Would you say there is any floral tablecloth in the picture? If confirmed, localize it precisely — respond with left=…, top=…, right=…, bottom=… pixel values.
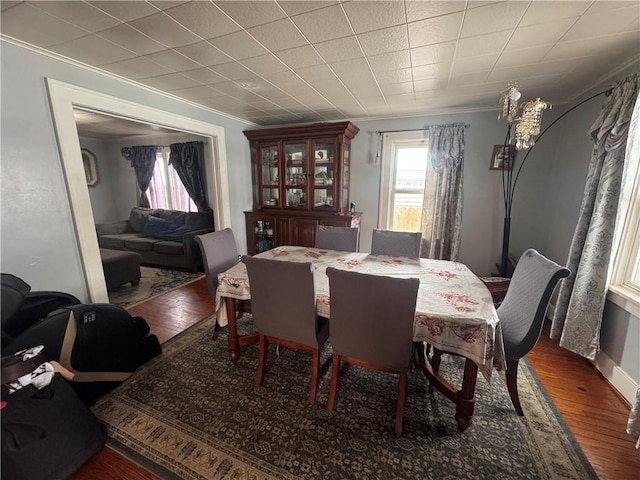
left=216, top=246, right=504, bottom=379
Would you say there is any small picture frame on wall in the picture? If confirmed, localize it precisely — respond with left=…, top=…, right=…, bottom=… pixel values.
left=490, top=144, right=516, bottom=171
left=81, top=148, right=99, bottom=186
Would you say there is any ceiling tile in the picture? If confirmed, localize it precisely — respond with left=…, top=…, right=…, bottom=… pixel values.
left=407, top=12, right=464, bottom=48
left=148, top=2, right=189, bottom=11
left=97, top=23, right=167, bottom=55
left=448, top=71, right=491, bottom=87
left=412, top=62, right=450, bottom=81
left=87, top=1, right=160, bottom=22
left=374, top=67, right=413, bottom=85
left=248, top=18, right=308, bottom=52
left=451, top=53, right=500, bottom=75
left=413, top=77, right=448, bottom=92
left=1, top=3, right=88, bottom=47
left=290, top=4, right=353, bottom=43
left=380, top=82, right=415, bottom=96
left=275, top=45, right=325, bottom=69
left=562, top=6, right=639, bottom=41
left=495, top=46, right=551, bottom=68
left=140, top=73, right=198, bottom=92
left=456, top=30, right=511, bottom=57
left=1, top=1, right=21, bottom=12
left=163, top=1, right=242, bottom=39
left=368, top=50, right=411, bottom=71
left=314, top=36, right=363, bottom=63
left=49, top=34, right=137, bottom=66
left=410, top=41, right=456, bottom=67
left=210, top=62, right=258, bottom=81
left=101, top=56, right=172, bottom=80
left=214, top=0, right=286, bottom=28
left=519, top=1, right=591, bottom=26
left=241, top=54, right=290, bottom=75
left=181, top=67, right=228, bottom=85
left=460, top=2, right=527, bottom=38
left=208, top=30, right=269, bottom=60
left=405, top=1, right=466, bottom=22
left=174, top=41, right=233, bottom=67
left=170, top=85, right=224, bottom=100
left=329, top=58, right=371, bottom=79
left=279, top=1, right=340, bottom=17
left=145, top=49, right=203, bottom=72
left=586, top=1, right=640, bottom=14
left=358, top=25, right=409, bottom=56
left=28, top=1, right=121, bottom=32
left=128, top=12, right=201, bottom=48
left=544, top=31, right=640, bottom=61
left=295, top=64, right=336, bottom=83
left=342, top=1, right=405, bottom=33
left=506, top=18, right=577, bottom=51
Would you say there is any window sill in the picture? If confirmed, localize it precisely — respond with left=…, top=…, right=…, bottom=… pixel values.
left=607, top=284, right=640, bottom=317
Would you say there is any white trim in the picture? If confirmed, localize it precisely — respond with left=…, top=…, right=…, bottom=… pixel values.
left=593, top=349, right=639, bottom=406
left=46, top=78, right=232, bottom=302
left=607, top=286, right=640, bottom=318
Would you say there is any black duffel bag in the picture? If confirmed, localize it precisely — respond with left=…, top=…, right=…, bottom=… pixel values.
left=1, top=352, right=106, bottom=480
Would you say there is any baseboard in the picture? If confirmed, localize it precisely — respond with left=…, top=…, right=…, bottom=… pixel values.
left=593, top=350, right=638, bottom=406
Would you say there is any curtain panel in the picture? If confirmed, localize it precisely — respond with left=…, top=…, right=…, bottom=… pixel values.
left=550, top=74, right=640, bottom=360
left=421, top=123, right=466, bottom=261
left=169, top=141, right=209, bottom=212
left=121, top=145, right=158, bottom=208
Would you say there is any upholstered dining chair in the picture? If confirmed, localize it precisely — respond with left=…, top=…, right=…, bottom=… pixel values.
left=326, top=267, right=419, bottom=437
left=241, top=255, right=329, bottom=404
left=195, top=229, right=251, bottom=339
left=371, top=229, right=422, bottom=258
left=314, top=225, right=359, bottom=252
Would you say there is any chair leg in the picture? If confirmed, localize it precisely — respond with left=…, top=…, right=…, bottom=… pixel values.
left=429, top=347, right=443, bottom=395
left=256, top=335, right=268, bottom=387
left=327, top=355, right=340, bottom=411
left=506, top=357, right=524, bottom=416
left=395, top=372, right=407, bottom=438
left=211, top=321, right=221, bottom=341
left=309, top=348, right=320, bottom=404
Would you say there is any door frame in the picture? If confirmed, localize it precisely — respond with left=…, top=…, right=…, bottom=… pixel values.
left=46, top=78, right=231, bottom=302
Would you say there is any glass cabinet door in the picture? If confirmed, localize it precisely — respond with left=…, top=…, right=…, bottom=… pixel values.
left=312, top=140, right=336, bottom=210
left=342, top=144, right=351, bottom=211
left=261, top=144, right=279, bottom=207
left=284, top=142, right=307, bottom=208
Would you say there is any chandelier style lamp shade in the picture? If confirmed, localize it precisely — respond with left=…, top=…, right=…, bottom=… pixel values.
left=496, top=82, right=552, bottom=277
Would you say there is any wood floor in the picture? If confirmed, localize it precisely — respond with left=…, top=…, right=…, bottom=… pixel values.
left=71, top=278, right=639, bottom=480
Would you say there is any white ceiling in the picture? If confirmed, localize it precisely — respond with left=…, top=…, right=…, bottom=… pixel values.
left=2, top=1, right=639, bottom=126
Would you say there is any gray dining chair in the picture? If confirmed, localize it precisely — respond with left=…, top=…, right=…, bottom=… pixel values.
left=195, top=229, right=251, bottom=338
left=241, top=255, right=329, bottom=404
left=314, top=225, right=359, bottom=252
left=326, top=267, right=419, bottom=437
left=371, top=229, right=422, bottom=258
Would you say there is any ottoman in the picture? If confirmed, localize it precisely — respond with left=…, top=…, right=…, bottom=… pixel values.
left=100, top=248, right=142, bottom=291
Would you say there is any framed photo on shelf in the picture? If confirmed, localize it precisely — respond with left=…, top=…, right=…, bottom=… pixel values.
left=490, top=144, right=516, bottom=171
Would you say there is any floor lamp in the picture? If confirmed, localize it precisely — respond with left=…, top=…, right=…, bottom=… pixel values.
left=496, top=82, right=613, bottom=277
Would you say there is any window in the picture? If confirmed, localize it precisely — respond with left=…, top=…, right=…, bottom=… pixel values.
left=608, top=100, right=640, bottom=316
left=147, top=147, right=197, bottom=212
left=378, top=132, right=434, bottom=233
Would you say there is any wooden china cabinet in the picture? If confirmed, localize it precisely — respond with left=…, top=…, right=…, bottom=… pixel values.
left=244, top=121, right=362, bottom=255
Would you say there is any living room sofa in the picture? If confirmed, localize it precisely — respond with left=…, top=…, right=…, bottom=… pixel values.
left=96, top=207, right=214, bottom=271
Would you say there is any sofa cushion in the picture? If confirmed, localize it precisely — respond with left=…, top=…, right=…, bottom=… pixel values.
left=124, top=236, right=159, bottom=252
left=153, top=241, right=184, bottom=255
left=143, top=215, right=200, bottom=242
left=129, top=207, right=156, bottom=233
left=185, top=211, right=213, bottom=229
left=99, top=233, right=144, bottom=249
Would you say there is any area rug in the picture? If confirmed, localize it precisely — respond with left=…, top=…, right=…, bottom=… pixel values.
left=108, top=266, right=204, bottom=308
left=92, top=317, right=597, bottom=480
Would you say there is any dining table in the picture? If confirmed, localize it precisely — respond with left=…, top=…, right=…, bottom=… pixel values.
left=215, top=245, right=505, bottom=431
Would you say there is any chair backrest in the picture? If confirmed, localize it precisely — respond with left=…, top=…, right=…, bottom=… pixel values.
left=241, top=255, right=321, bottom=347
left=371, top=229, right=422, bottom=258
left=498, top=249, right=570, bottom=360
left=195, top=228, right=239, bottom=298
left=326, top=267, right=419, bottom=371
left=314, top=225, right=359, bottom=252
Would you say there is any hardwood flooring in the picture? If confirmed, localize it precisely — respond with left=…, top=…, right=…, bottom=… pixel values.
left=71, top=278, right=639, bottom=480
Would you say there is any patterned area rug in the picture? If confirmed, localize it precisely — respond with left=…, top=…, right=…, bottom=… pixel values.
left=92, top=317, right=597, bottom=480
left=108, top=267, right=204, bottom=308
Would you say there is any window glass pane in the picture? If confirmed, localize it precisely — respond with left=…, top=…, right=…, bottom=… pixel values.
left=392, top=146, right=428, bottom=231
left=395, top=147, right=428, bottom=190
left=147, top=151, right=197, bottom=212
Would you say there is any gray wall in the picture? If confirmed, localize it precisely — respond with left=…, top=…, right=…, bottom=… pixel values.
left=1, top=41, right=253, bottom=299
left=2, top=41, right=637, bottom=386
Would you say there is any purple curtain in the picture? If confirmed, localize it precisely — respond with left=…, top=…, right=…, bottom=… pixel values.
left=169, top=141, right=209, bottom=212
left=121, top=146, right=158, bottom=208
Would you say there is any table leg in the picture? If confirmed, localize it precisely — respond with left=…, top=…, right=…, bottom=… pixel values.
left=455, top=359, right=477, bottom=432
left=225, top=296, right=240, bottom=362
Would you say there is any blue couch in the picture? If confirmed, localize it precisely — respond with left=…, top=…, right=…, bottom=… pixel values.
left=96, top=207, right=214, bottom=271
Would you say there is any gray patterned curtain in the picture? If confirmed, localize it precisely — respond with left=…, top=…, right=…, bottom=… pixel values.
left=121, top=145, right=158, bottom=208
left=550, top=74, right=640, bottom=359
left=421, top=123, right=466, bottom=261
left=169, top=141, right=209, bottom=212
